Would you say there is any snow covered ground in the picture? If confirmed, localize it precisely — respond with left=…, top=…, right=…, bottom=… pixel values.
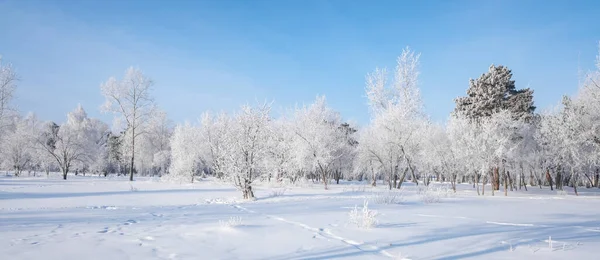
left=1, top=175, right=600, bottom=260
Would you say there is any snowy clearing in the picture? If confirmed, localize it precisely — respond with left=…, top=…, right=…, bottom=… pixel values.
left=2, top=176, right=600, bottom=260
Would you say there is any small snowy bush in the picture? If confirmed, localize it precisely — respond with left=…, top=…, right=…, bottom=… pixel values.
left=219, top=216, right=243, bottom=228
left=343, top=184, right=368, bottom=193
left=556, top=190, right=568, bottom=196
left=348, top=200, right=378, bottom=229
left=417, top=185, right=452, bottom=203
left=395, top=252, right=412, bottom=260
left=371, top=189, right=404, bottom=204
left=204, top=197, right=240, bottom=205
left=129, top=184, right=139, bottom=192
left=270, top=188, right=287, bottom=197
left=294, top=179, right=315, bottom=188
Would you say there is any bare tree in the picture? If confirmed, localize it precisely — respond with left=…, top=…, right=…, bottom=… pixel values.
left=101, top=67, right=156, bottom=181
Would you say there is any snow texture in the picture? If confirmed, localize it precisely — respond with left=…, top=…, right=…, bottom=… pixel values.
left=2, top=175, right=599, bottom=260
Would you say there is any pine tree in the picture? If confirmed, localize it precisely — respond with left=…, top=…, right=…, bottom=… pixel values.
left=454, top=65, right=535, bottom=122
left=454, top=65, right=536, bottom=190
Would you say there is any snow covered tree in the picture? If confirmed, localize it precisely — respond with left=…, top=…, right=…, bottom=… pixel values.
left=454, top=65, right=536, bottom=190
left=197, top=112, right=231, bottom=179
left=101, top=67, right=156, bottom=181
left=332, top=122, right=359, bottom=184
left=293, top=96, right=346, bottom=189
left=146, top=110, right=173, bottom=175
left=169, top=122, right=201, bottom=183
left=0, top=56, right=17, bottom=139
left=573, top=42, right=600, bottom=188
left=455, top=65, right=535, bottom=122
left=106, top=132, right=125, bottom=175
left=420, top=123, right=459, bottom=189
left=358, top=46, right=427, bottom=189
left=37, top=122, right=60, bottom=176
left=37, top=105, right=99, bottom=180
left=85, top=119, right=111, bottom=176
left=1, top=114, right=38, bottom=176
left=265, top=118, right=301, bottom=183
left=224, top=103, right=272, bottom=199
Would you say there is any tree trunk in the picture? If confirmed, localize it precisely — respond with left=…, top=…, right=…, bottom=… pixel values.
left=504, top=169, right=508, bottom=196
left=594, top=168, right=599, bottom=188
left=130, top=129, right=135, bottom=182
left=571, top=168, right=578, bottom=196
left=508, top=171, right=514, bottom=191
left=451, top=173, right=457, bottom=193
left=319, top=165, right=328, bottom=190
left=475, top=173, right=480, bottom=196
left=493, top=167, right=500, bottom=191
left=529, top=170, right=535, bottom=187
left=481, top=174, right=486, bottom=196
left=242, top=179, right=255, bottom=200
left=62, top=167, right=68, bottom=180
left=396, top=167, right=408, bottom=189
left=556, top=167, right=562, bottom=190
left=411, top=169, right=418, bottom=186
left=546, top=169, right=553, bottom=191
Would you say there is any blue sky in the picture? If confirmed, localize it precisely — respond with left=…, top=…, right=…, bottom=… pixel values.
left=1, top=0, right=599, bottom=126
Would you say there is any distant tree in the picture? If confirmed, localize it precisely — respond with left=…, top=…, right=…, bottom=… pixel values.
left=37, top=105, right=97, bottom=180
left=358, top=46, right=427, bottom=190
left=169, top=122, right=201, bottom=183
left=265, top=119, right=300, bottom=183
left=224, top=103, right=272, bottom=199
left=454, top=65, right=535, bottom=190
left=293, top=96, right=345, bottom=190
left=196, top=112, right=231, bottom=180
left=0, top=56, right=18, bottom=138
left=145, top=110, right=173, bottom=176
left=86, top=120, right=111, bottom=176
left=107, top=132, right=124, bottom=176
left=332, top=122, right=358, bottom=184
left=1, top=114, right=37, bottom=176
left=101, top=67, right=156, bottom=181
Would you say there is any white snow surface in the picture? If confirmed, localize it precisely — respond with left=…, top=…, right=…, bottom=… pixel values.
left=1, top=175, right=600, bottom=260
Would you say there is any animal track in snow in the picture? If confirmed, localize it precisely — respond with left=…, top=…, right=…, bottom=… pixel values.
left=232, top=204, right=395, bottom=258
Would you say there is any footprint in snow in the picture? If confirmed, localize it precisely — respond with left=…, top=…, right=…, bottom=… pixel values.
left=124, top=219, right=138, bottom=225
left=142, top=236, right=154, bottom=241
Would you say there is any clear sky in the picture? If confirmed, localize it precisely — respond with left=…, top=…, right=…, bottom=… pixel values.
left=1, top=0, right=599, bottom=126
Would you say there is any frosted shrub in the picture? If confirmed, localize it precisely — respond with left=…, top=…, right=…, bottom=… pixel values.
left=417, top=184, right=452, bottom=203
left=204, top=197, right=241, bottom=205
left=371, top=189, right=404, bottom=204
left=343, top=184, right=367, bottom=193
left=129, top=184, right=139, bottom=192
left=270, top=188, right=287, bottom=197
left=219, top=216, right=243, bottom=228
left=348, top=200, right=378, bottom=229
left=556, top=190, right=568, bottom=196
left=294, top=179, right=315, bottom=189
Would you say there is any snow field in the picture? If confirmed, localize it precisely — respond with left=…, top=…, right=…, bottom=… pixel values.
left=1, top=176, right=600, bottom=259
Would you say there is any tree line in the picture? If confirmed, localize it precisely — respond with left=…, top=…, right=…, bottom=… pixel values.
left=1, top=44, right=599, bottom=199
